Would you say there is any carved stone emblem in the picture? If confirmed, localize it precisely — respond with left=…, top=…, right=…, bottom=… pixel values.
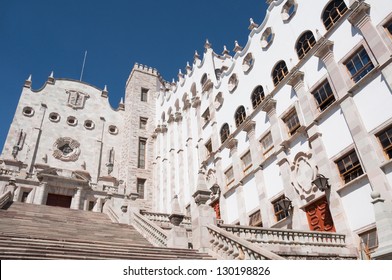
left=290, top=152, right=318, bottom=201
left=66, top=90, right=89, bottom=109
left=53, top=137, right=81, bottom=162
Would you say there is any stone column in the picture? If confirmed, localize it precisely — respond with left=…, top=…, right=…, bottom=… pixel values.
left=154, top=126, right=162, bottom=212
left=371, top=191, right=392, bottom=259
left=261, top=96, right=308, bottom=229
left=243, top=120, right=271, bottom=226
left=192, top=97, right=204, bottom=166
left=287, top=70, right=317, bottom=125
left=307, top=124, right=358, bottom=247
left=167, top=195, right=188, bottom=248
left=71, top=187, right=82, bottom=210
left=191, top=169, right=215, bottom=252
left=175, top=112, right=185, bottom=210
left=184, top=102, right=196, bottom=194
left=33, top=182, right=47, bottom=205
left=226, top=138, right=247, bottom=224
left=161, top=125, right=169, bottom=211
left=314, top=40, right=348, bottom=99
left=168, top=115, right=176, bottom=210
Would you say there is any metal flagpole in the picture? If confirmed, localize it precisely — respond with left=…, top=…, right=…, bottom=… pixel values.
left=80, top=50, right=87, bottom=81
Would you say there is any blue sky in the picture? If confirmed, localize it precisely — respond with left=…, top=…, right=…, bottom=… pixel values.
left=0, top=0, right=268, bottom=151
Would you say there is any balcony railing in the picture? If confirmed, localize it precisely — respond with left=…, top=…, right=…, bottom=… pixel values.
left=207, top=224, right=284, bottom=260
left=219, top=224, right=357, bottom=258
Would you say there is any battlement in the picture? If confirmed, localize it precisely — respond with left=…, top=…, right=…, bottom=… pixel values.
left=133, top=63, right=160, bottom=76
left=126, top=63, right=167, bottom=88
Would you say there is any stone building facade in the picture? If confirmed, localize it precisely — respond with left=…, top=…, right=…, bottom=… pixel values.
left=1, top=0, right=392, bottom=259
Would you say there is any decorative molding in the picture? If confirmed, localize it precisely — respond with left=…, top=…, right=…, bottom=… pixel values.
left=290, top=152, right=318, bottom=201
left=65, top=90, right=89, bottom=109
left=52, top=137, right=81, bottom=162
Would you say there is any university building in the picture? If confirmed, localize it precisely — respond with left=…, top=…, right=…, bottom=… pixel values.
left=1, top=0, right=392, bottom=259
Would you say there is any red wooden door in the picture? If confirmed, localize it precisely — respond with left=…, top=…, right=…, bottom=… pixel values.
left=210, top=200, right=221, bottom=219
left=305, top=197, right=335, bottom=232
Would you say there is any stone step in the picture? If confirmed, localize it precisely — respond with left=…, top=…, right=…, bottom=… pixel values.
left=0, top=236, right=213, bottom=260
left=0, top=202, right=213, bottom=260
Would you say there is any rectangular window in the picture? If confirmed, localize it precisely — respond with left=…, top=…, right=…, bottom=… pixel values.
left=241, top=151, right=253, bottom=176
left=225, top=167, right=234, bottom=187
left=205, top=139, right=212, bottom=155
left=377, top=125, right=392, bottom=159
left=141, top=88, right=148, bottom=102
left=284, top=110, right=300, bottom=136
left=139, top=117, right=148, bottom=129
left=359, top=228, right=378, bottom=254
left=345, top=47, right=374, bottom=83
left=312, top=80, right=336, bottom=111
left=336, top=150, right=364, bottom=184
left=261, top=132, right=274, bottom=156
left=137, top=178, right=146, bottom=199
left=386, top=20, right=392, bottom=37
left=272, top=196, right=290, bottom=222
left=249, top=210, right=263, bottom=227
left=138, top=137, right=147, bottom=168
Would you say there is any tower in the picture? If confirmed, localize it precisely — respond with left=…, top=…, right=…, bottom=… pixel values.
left=120, top=63, right=162, bottom=210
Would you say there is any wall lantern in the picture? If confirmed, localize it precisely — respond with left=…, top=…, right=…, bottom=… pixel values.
left=312, top=174, right=330, bottom=192
left=210, top=184, right=220, bottom=195
left=278, top=197, right=292, bottom=212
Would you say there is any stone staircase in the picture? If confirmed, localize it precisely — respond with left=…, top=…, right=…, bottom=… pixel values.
left=0, top=202, right=213, bottom=260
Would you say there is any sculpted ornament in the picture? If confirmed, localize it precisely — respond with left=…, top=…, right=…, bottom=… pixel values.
left=53, top=137, right=81, bottom=162
left=66, top=90, right=89, bottom=109
left=290, top=152, right=318, bottom=201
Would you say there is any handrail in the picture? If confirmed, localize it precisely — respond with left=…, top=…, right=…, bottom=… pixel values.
left=220, top=224, right=347, bottom=248
left=0, top=191, right=12, bottom=209
left=207, top=224, right=284, bottom=260
left=131, top=210, right=168, bottom=247
left=141, top=210, right=191, bottom=225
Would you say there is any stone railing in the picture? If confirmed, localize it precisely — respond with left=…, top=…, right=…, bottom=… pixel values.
left=104, top=203, right=120, bottom=223
left=221, top=224, right=346, bottom=247
left=140, top=210, right=193, bottom=245
left=132, top=210, right=168, bottom=247
left=220, top=224, right=356, bottom=259
left=0, top=191, right=12, bottom=209
left=207, top=224, right=284, bottom=260
left=141, top=210, right=191, bottom=227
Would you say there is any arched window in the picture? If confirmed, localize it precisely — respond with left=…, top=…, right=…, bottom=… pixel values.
left=251, top=86, right=265, bottom=109
left=220, top=123, right=230, bottom=143
left=234, top=106, right=246, bottom=127
left=322, top=0, right=348, bottom=31
left=296, top=31, right=316, bottom=59
left=261, top=27, right=274, bottom=49
left=282, top=0, right=297, bottom=22
left=201, top=73, right=208, bottom=86
left=272, top=60, right=288, bottom=86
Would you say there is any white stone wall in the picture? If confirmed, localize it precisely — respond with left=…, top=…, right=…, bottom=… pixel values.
left=2, top=79, right=124, bottom=183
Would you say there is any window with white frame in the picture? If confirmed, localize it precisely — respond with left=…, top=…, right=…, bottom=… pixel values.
left=225, top=167, right=234, bottom=187
left=344, top=47, right=374, bottom=83
left=376, top=125, right=392, bottom=160
left=241, top=151, right=253, bottom=176
left=335, top=150, right=364, bottom=184
left=283, top=110, right=300, bottom=136
left=261, top=132, right=274, bottom=157
left=312, top=80, right=336, bottom=111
